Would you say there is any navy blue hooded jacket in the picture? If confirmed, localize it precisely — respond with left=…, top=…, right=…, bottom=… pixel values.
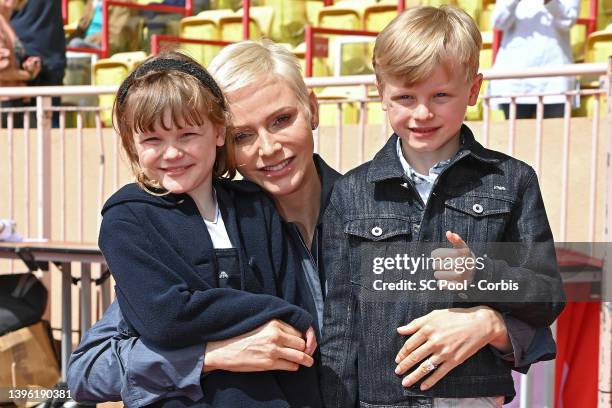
left=99, top=179, right=321, bottom=407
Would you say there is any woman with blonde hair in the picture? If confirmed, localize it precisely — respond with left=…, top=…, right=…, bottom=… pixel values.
left=68, top=40, right=554, bottom=407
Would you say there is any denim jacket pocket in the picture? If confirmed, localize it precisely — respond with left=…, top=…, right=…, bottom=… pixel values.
left=444, top=194, right=513, bottom=242
left=344, top=216, right=413, bottom=241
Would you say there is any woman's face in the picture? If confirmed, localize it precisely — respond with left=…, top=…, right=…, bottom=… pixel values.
left=226, top=77, right=319, bottom=198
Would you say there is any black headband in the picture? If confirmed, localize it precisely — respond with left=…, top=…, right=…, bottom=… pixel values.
left=116, top=58, right=226, bottom=110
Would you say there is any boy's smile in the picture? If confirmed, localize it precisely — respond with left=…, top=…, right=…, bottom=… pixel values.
left=379, top=65, right=482, bottom=174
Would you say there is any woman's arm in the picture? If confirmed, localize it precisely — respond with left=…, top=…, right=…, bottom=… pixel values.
left=394, top=306, right=557, bottom=390
left=100, top=208, right=312, bottom=348
left=68, top=303, right=314, bottom=406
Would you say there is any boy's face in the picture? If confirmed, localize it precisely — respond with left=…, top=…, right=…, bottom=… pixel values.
left=378, top=65, right=482, bottom=163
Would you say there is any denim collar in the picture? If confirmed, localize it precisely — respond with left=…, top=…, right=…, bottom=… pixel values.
left=366, top=124, right=500, bottom=184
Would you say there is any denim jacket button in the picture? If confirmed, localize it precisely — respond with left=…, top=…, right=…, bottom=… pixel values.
left=371, top=226, right=383, bottom=237
left=472, top=203, right=484, bottom=214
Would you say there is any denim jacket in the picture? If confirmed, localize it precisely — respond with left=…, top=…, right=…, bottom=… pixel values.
left=319, top=125, right=566, bottom=407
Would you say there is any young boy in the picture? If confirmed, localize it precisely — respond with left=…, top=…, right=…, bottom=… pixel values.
left=319, top=5, right=565, bottom=408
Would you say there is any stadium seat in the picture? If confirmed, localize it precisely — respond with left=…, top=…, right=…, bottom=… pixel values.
left=317, top=86, right=362, bottom=126
left=584, top=29, right=612, bottom=63
left=317, top=1, right=375, bottom=78
left=318, top=1, right=372, bottom=30
left=93, top=51, right=148, bottom=126
left=305, top=0, right=325, bottom=26
left=261, top=0, right=308, bottom=45
left=578, top=28, right=612, bottom=99
left=363, top=2, right=398, bottom=32
left=457, top=0, right=482, bottom=23
left=67, top=0, right=85, bottom=25
left=218, top=6, right=274, bottom=41
left=292, top=41, right=332, bottom=79
left=478, top=2, right=494, bottom=32
left=179, top=9, right=233, bottom=65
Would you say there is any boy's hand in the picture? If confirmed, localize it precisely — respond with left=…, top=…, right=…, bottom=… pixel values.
left=431, top=231, right=475, bottom=287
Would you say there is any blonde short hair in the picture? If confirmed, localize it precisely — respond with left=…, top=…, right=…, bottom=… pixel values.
left=207, top=39, right=311, bottom=117
left=113, top=52, right=235, bottom=192
left=373, top=5, right=481, bottom=86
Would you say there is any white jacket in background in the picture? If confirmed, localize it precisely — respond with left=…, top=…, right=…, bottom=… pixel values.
left=488, top=0, right=579, bottom=105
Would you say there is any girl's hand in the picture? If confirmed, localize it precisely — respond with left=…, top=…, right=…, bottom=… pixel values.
left=203, top=319, right=315, bottom=373
left=394, top=307, right=511, bottom=390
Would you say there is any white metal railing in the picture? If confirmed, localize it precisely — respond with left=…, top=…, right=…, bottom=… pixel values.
left=0, top=61, right=610, bottom=408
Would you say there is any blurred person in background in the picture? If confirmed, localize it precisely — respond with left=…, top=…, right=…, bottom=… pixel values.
left=489, top=0, right=579, bottom=119
left=68, top=0, right=140, bottom=55
left=10, top=0, right=66, bottom=127
left=0, top=0, right=40, bottom=128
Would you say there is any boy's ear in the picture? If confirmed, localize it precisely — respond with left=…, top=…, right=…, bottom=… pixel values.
left=308, top=90, right=320, bottom=129
left=468, top=74, right=483, bottom=106
left=376, top=81, right=388, bottom=111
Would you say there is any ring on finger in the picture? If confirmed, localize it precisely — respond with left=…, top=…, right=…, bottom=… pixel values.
left=424, top=358, right=438, bottom=372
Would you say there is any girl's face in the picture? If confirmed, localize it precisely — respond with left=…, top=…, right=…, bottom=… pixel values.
left=133, top=109, right=225, bottom=195
left=0, top=0, right=17, bottom=11
left=226, top=77, right=318, bottom=198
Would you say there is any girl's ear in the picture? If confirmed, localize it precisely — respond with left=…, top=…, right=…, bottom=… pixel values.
left=216, top=125, right=226, bottom=147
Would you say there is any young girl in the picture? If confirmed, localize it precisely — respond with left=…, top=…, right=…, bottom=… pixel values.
left=99, top=52, right=321, bottom=407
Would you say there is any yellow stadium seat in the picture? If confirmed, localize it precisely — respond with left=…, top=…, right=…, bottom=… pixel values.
left=478, top=3, right=494, bottom=32
left=305, top=0, right=325, bottom=26
left=318, top=1, right=372, bottom=30
left=585, top=29, right=612, bottom=63
left=457, top=0, right=482, bottom=22
left=317, top=86, right=362, bottom=125
left=94, top=52, right=148, bottom=126
left=261, top=0, right=308, bottom=45
left=218, top=6, right=274, bottom=41
left=292, top=41, right=332, bottom=79
left=67, top=0, right=85, bottom=25
left=179, top=9, right=233, bottom=65
left=363, top=3, right=398, bottom=32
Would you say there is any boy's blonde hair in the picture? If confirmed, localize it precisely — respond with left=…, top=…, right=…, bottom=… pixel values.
left=208, top=39, right=312, bottom=117
left=113, top=52, right=235, bottom=193
left=373, top=5, right=481, bottom=86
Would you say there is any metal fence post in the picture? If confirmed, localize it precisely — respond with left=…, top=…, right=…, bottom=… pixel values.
left=599, top=56, right=612, bottom=408
left=36, top=96, right=52, bottom=240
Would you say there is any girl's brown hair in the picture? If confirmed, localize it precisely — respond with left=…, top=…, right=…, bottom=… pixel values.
left=113, top=52, right=236, bottom=192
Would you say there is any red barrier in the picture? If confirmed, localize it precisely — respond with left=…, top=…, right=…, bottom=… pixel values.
left=304, top=26, right=378, bottom=77
left=101, top=0, right=194, bottom=58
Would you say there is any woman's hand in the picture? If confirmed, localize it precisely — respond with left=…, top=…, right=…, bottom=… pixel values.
left=394, top=306, right=511, bottom=390
left=203, top=319, right=316, bottom=373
